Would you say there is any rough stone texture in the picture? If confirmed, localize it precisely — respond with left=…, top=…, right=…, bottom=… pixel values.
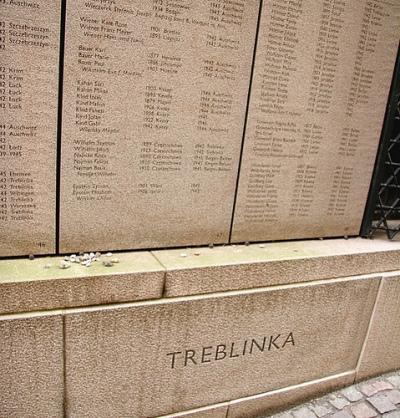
left=330, top=396, right=350, bottom=410
left=0, top=252, right=165, bottom=313
left=350, top=402, right=378, bottom=418
left=361, top=384, right=381, bottom=398
left=154, top=238, right=400, bottom=297
left=231, top=0, right=400, bottom=243
left=65, top=277, right=377, bottom=417
left=292, top=406, right=318, bottom=418
left=266, top=371, right=400, bottom=418
left=311, top=402, right=335, bottom=417
left=367, top=395, right=396, bottom=414
left=0, top=0, right=60, bottom=257
left=330, top=412, right=353, bottom=418
left=387, top=377, right=400, bottom=389
left=157, top=403, right=228, bottom=417
left=227, top=372, right=355, bottom=418
left=342, top=387, right=364, bottom=402
left=357, top=274, right=400, bottom=380
left=0, top=312, right=64, bottom=417
left=59, top=0, right=260, bottom=252
left=383, top=412, right=400, bottom=418
left=387, top=391, right=400, bottom=405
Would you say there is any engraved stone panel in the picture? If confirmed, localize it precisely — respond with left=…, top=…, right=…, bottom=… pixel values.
left=60, top=0, right=259, bottom=252
left=65, top=277, right=378, bottom=417
left=232, top=0, right=400, bottom=242
left=0, top=1, right=60, bottom=256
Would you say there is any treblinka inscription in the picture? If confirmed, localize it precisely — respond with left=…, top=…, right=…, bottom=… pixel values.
left=167, top=331, right=295, bottom=368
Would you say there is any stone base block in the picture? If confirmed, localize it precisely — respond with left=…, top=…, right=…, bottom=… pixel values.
left=1, top=238, right=400, bottom=417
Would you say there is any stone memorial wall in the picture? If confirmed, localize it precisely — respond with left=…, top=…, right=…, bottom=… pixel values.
left=0, top=1, right=60, bottom=256
left=59, top=0, right=259, bottom=252
left=1, top=0, right=399, bottom=256
left=231, top=0, right=400, bottom=242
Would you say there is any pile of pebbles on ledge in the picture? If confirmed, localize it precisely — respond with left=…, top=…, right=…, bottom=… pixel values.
left=37, top=252, right=120, bottom=270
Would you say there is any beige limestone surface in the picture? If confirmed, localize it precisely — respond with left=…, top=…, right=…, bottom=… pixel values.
left=357, top=272, right=400, bottom=381
left=232, top=0, right=400, bottom=242
left=0, top=1, right=60, bottom=256
left=0, top=311, right=63, bottom=418
left=158, top=402, right=229, bottom=418
left=227, top=371, right=355, bottom=418
left=60, top=0, right=260, bottom=252
left=153, top=237, right=400, bottom=296
left=0, top=251, right=164, bottom=313
left=65, top=276, right=378, bottom=417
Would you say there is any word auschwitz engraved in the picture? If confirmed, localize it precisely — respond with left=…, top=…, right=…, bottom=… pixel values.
left=167, top=331, right=295, bottom=369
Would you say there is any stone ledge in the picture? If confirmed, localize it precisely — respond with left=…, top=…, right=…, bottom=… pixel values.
left=1, top=238, right=400, bottom=314
left=154, top=238, right=400, bottom=297
left=0, top=252, right=164, bottom=314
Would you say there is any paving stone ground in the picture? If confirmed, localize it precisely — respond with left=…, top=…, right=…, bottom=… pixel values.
left=267, top=371, right=400, bottom=418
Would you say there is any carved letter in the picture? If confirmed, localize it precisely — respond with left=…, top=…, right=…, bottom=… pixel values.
left=215, top=344, right=227, bottom=361
left=167, top=351, right=182, bottom=369
left=282, top=332, right=295, bottom=348
left=184, top=349, right=197, bottom=366
left=201, top=346, right=213, bottom=363
left=268, top=334, right=281, bottom=350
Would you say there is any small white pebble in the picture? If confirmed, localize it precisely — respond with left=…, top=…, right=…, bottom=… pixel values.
left=95, top=252, right=101, bottom=257
left=180, top=253, right=188, bottom=258
left=106, top=252, right=112, bottom=257
left=258, top=244, right=266, bottom=248
left=59, top=260, right=71, bottom=269
left=111, top=258, right=119, bottom=264
left=75, top=256, right=81, bottom=263
left=64, top=256, right=70, bottom=261
left=194, top=251, right=201, bottom=256
left=89, top=252, right=95, bottom=258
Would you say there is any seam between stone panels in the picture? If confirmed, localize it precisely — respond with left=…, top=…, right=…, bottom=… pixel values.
left=228, top=0, right=264, bottom=243
left=56, top=0, right=67, bottom=255
left=225, top=403, right=230, bottom=418
left=355, top=276, right=384, bottom=379
left=150, top=251, right=168, bottom=297
left=62, top=315, right=67, bottom=418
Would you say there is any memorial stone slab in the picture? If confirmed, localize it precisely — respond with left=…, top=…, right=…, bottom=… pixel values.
left=0, top=312, right=64, bottom=417
left=65, top=276, right=378, bottom=417
left=232, top=0, right=400, bottom=242
left=60, top=0, right=260, bottom=252
left=0, top=1, right=60, bottom=256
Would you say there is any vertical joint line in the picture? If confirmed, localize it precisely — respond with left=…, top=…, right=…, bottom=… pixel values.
left=228, top=0, right=264, bottom=242
left=56, top=0, right=67, bottom=254
left=62, top=315, right=68, bottom=418
left=355, top=277, right=384, bottom=376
